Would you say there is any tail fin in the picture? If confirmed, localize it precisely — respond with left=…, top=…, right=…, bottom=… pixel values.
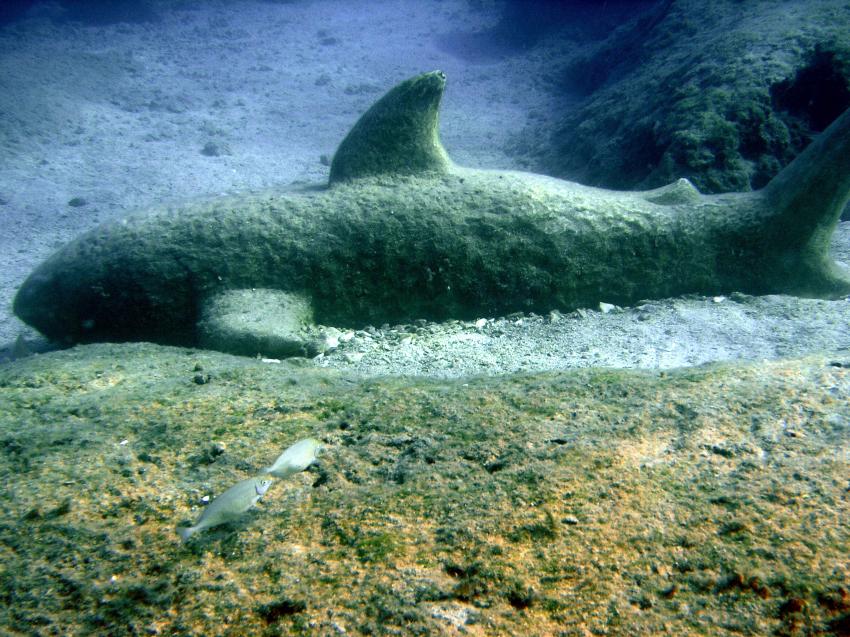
left=176, top=526, right=196, bottom=542
left=762, top=107, right=850, bottom=297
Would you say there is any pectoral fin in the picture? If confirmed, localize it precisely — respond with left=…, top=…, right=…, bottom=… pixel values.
left=197, top=289, right=322, bottom=358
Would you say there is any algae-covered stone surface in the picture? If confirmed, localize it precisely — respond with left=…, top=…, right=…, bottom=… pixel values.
left=526, top=0, right=850, bottom=196
left=1, top=344, right=849, bottom=635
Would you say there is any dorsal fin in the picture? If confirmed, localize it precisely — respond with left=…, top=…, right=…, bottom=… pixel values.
left=329, top=71, right=451, bottom=184
left=640, top=178, right=701, bottom=205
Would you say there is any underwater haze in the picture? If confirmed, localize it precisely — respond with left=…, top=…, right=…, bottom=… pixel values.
left=0, top=1, right=849, bottom=636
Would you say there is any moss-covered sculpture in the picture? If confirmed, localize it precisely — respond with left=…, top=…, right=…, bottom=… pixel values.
left=13, top=71, right=850, bottom=357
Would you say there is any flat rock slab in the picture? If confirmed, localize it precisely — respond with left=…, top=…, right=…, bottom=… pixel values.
left=1, top=344, right=848, bottom=635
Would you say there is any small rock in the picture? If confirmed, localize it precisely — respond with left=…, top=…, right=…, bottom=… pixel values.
left=706, top=443, right=736, bottom=458
left=779, top=597, right=807, bottom=616
left=716, top=572, right=746, bottom=590
left=826, top=413, right=846, bottom=428
left=506, top=582, right=536, bottom=609
left=45, top=498, right=72, bottom=518
left=256, top=598, right=306, bottom=622
left=320, top=328, right=342, bottom=351
left=817, top=586, right=850, bottom=611
left=67, top=196, right=87, bottom=207
left=137, top=451, right=160, bottom=465
left=719, top=520, right=749, bottom=535
left=661, top=584, right=679, bottom=598
left=201, top=141, right=229, bottom=157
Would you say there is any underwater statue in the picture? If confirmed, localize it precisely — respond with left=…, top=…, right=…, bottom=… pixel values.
left=13, top=71, right=850, bottom=357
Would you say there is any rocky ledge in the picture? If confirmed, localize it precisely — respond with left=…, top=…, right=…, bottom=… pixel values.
left=0, top=344, right=848, bottom=635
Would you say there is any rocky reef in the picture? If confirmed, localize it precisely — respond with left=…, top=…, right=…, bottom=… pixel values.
left=524, top=0, right=850, bottom=201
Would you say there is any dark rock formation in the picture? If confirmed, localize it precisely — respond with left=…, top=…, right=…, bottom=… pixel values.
left=525, top=0, right=850, bottom=209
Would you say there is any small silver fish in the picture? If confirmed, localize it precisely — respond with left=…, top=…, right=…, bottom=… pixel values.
left=176, top=476, right=273, bottom=542
left=264, top=438, right=322, bottom=478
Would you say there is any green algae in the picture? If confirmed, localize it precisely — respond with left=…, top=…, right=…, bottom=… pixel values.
left=533, top=0, right=850, bottom=194
left=0, top=344, right=848, bottom=635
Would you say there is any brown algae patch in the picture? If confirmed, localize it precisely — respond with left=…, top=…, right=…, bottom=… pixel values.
left=0, top=343, right=848, bottom=635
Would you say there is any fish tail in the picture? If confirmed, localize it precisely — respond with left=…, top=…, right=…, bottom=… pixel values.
left=266, top=467, right=294, bottom=479
left=176, top=526, right=196, bottom=542
left=761, top=107, right=850, bottom=297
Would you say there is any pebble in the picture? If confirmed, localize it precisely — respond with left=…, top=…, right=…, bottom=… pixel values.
left=312, top=292, right=850, bottom=380
left=826, top=413, right=846, bottom=428
left=323, top=333, right=340, bottom=350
